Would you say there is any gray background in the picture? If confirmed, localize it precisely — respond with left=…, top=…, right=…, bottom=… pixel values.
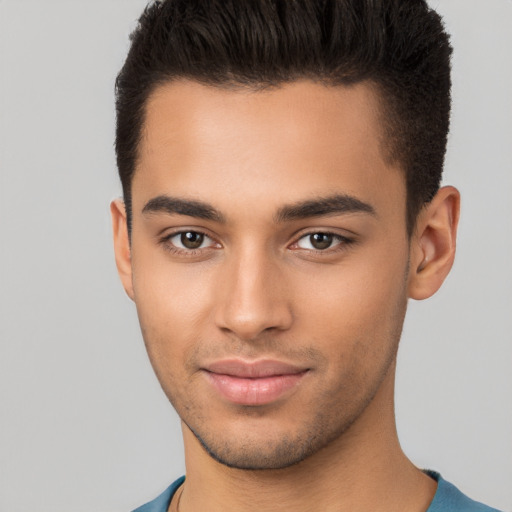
left=0, top=1, right=511, bottom=511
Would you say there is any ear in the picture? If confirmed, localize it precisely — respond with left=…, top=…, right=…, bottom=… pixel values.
left=408, top=186, right=460, bottom=300
left=110, top=199, right=134, bottom=300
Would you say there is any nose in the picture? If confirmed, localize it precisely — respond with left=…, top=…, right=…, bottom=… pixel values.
left=214, top=247, right=293, bottom=341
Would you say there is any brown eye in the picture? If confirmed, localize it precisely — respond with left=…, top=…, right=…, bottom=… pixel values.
left=305, top=233, right=334, bottom=250
left=163, top=230, right=219, bottom=255
left=295, top=232, right=345, bottom=251
left=180, top=231, right=205, bottom=249
left=310, top=233, right=333, bottom=250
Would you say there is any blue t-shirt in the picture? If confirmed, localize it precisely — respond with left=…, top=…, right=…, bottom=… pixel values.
left=132, top=472, right=502, bottom=512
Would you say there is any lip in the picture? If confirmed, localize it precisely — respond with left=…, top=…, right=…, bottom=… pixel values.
left=203, top=359, right=309, bottom=406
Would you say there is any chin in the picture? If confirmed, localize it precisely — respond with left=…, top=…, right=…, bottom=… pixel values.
left=191, top=428, right=314, bottom=470
left=183, top=409, right=355, bottom=471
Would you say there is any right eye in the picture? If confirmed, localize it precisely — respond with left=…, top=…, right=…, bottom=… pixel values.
left=165, top=231, right=217, bottom=251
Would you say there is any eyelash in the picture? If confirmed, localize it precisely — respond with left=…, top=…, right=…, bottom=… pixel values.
left=158, top=230, right=355, bottom=257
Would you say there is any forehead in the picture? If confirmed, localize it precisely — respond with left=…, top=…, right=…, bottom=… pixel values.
left=134, top=79, right=404, bottom=222
left=141, top=79, right=385, bottom=161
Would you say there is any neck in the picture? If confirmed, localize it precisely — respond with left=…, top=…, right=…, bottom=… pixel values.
left=177, top=363, right=436, bottom=512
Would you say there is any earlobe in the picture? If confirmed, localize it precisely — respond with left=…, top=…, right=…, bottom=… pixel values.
left=408, top=186, right=460, bottom=300
left=110, top=199, right=135, bottom=300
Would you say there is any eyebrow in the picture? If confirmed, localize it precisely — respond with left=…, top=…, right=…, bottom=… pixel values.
left=142, top=195, right=225, bottom=222
left=275, top=194, right=376, bottom=222
left=141, top=193, right=376, bottom=224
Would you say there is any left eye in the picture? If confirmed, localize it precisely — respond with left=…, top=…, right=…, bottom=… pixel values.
left=168, top=231, right=214, bottom=250
left=296, top=233, right=343, bottom=250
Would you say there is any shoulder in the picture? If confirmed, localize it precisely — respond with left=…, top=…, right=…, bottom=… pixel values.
left=426, top=471, right=503, bottom=512
left=131, top=476, right=185, bottom=512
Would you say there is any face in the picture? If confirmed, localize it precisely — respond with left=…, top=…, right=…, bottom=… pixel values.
left=121, top=80, right=412, bottom=469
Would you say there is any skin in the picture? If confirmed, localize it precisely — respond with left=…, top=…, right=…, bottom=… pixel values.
left=112, top=80, right=459, bottom=511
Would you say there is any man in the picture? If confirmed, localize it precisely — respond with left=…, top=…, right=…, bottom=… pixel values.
left=111, top=1, right=501, bottom=511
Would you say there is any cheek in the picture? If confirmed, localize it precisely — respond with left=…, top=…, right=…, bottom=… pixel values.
left=292, top=250, right=409, bottom=366
left=131, top=252, right=217, bottom=367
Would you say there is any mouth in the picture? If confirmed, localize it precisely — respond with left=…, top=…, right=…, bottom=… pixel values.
left=202, top=359, right=309, bottom=406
